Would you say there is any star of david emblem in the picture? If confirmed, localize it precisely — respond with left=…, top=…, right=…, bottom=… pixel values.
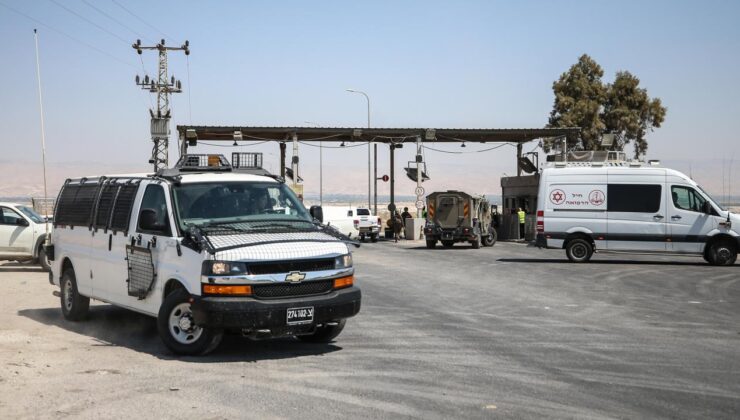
left=550, top=189, right=565, bottom=205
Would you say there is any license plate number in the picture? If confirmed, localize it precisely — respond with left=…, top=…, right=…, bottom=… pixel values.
left=286, top=307, right=314, bottom=325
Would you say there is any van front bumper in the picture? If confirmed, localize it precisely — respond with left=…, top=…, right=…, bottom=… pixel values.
left=190, top=286, right=361, bottom=331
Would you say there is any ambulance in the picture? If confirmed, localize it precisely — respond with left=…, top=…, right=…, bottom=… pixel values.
left=535, top=157, right=739, bottom=265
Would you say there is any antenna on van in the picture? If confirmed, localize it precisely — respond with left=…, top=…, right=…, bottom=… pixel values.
left=33, top=29, right=50, bottom=238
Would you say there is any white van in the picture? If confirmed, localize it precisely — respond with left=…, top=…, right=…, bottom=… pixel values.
left=47, top=154, right=361, bottom=355
left=535, top=161, right=739, bottom=265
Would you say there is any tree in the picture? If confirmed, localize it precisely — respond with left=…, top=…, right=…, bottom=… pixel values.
left=546, top=54, right=667, bottom=158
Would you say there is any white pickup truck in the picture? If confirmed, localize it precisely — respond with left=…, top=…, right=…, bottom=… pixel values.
left=352, top=208, right=381, bottom=242
left=0, top=202, right=51, bottom=271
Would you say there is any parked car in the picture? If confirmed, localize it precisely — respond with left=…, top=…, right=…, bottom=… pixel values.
left=535, top=160, right=739, bottom=265
left=0, top=202, right=51, bottom=271
left=48, top=154, right=361, bottom=355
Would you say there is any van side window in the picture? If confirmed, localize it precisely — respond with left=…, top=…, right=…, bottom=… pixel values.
left=137, top=184, right=170, bottom=234
left=94, top=183, right=118, bottom=229
left=607, top=184, right=661, bottom=213
left=671, top=186, right=706, bottom=212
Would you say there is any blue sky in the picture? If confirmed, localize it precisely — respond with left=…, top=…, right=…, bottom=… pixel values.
left=1, top=0, right=739, bottom=199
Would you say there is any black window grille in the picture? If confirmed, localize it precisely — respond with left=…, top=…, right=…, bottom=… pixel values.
left=94, top=183, right=118, bottom=229
left=54, top=182, right=98, bottom=226
left=110, top=183, right=139, bottom=232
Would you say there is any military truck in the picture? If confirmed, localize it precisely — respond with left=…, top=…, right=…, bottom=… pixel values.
left=423, top=191, right=497, bottom=249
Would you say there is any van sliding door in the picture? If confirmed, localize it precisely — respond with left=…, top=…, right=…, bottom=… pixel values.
left=606, top=175, right=666, bottom=251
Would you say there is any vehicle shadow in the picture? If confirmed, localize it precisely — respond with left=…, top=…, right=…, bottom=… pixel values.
left=408, top=246, right=479, bottom=251
left=18, top=305, right=342, bottom=362
left=497, top=258, right=710, bottom=267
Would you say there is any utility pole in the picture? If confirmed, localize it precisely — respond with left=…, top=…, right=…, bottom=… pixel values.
left=133, top=39, right=189, bottom=171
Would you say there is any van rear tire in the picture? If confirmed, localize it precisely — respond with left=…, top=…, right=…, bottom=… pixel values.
left=566, top=238, right=593, bottom=263
left=157, top=288, right=223, bottom=356
left=60, top=269, right=89, bottom=321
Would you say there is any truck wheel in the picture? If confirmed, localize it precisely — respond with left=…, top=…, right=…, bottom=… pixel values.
left=370, top=234, right=378, bottom=243
left=297, top=319, right=346, bottom=343
left=157, top=288, right=223, bottom=356
left=359, top=235, right=366, bottom=242
left=706, top=240, right=737, bottom=266
left=482, top=230, right=497, bottom=247
left=60, top=269, right=89, bottom=321
left=37, top=246, right=51, bottom=272
left=566, top=238, right=593, bottom=263
left=425, top=239, right=436, bottom=249
left=441, top=240, right=454, bottom=248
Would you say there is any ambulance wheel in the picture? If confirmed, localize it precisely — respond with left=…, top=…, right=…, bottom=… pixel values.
left=566, top=238, right=593, bottom=263
left=60, top=268, right=90, bottom=321
left=441, top=240, right=454, bottom=248
left=297, top=319, right=346, bottom=343
left=426, top=240, right=436, bottom=249
left=471, top=235, right=481, bottom=249
left=158, top=288, right=223, bottom=356
left=370, top=234, right=378, bottom=243
left=706, top=239, right=737, bottom=266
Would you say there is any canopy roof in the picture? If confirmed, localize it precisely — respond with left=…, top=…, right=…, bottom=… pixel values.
left=176, top=126, right=580, bottom=144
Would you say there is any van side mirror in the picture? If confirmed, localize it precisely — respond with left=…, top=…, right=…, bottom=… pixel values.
left=15, top=218, right=29, bottom=227
left=309, top=205, right=323, bottom=223
left=139, top=208, right=169, bottom=233
left=702, top=201, right=712, bottom=215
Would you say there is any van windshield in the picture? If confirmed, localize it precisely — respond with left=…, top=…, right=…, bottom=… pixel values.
left=697, top=185, right=725, bottom=211
left=172, top=182, right=312, bottom=232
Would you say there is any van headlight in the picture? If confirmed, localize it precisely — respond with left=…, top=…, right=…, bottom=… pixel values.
left=335, top=254, right=353, bottom=269
left=203, top=261, right=248, bottom=276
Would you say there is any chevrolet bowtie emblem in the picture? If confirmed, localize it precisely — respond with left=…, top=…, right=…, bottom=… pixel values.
left=285, top=271, right=306, bottom=283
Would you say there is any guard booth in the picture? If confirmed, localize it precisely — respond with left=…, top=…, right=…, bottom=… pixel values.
left=499, top=175, right=539, bottom=240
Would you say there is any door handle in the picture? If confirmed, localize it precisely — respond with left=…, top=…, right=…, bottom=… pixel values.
left=653, top=215, right=664, bottom=219
left=671, top=215, right=682, bottom=220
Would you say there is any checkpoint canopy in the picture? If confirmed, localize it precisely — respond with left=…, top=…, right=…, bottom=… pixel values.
left=174, top=125, right=580, bottom=214
left=175, top=125, right=579, bottom=173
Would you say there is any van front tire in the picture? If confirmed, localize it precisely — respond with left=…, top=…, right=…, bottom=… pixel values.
left=60, top=269, right=89, bottom=321
left=706, top=240, right=737, bottom=266
left=157, top=288, right=223, bottom=356
left=566, top=238, right=593, bottom=263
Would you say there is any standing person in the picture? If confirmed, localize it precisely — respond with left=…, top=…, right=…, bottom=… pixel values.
left=517, top=207, right=526, bottom=240
left=400, top=207, right=412, bottom=239
left=392, top=211, right=404, bottom=242
left=401, top=207, right=412, bottom=220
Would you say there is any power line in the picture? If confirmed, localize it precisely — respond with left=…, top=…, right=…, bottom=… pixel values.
left=47, top=0, right=130, bottom=45
left=0, top=1, right=137, bottom=69
left=111, top=0, right=177, bottom=43
left=80, top=0, right=154, bottom=43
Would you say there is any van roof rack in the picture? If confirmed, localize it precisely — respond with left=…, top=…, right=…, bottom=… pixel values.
left=155, top=153, right=280, bottom=181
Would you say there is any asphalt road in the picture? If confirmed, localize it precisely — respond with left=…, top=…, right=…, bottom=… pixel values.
left=1, top=241, right=739, bottom=419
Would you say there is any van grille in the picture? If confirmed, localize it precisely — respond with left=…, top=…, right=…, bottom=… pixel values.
left=248, top=258, right=335, bottom=275
left=252, top=280, right=333, bottom=299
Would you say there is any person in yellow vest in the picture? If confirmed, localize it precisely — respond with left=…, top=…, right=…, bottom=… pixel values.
left=517, top=207, right=526, bottom=240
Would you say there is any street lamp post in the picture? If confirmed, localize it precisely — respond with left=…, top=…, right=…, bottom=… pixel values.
left=346, top=89, right=371, bottom=211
